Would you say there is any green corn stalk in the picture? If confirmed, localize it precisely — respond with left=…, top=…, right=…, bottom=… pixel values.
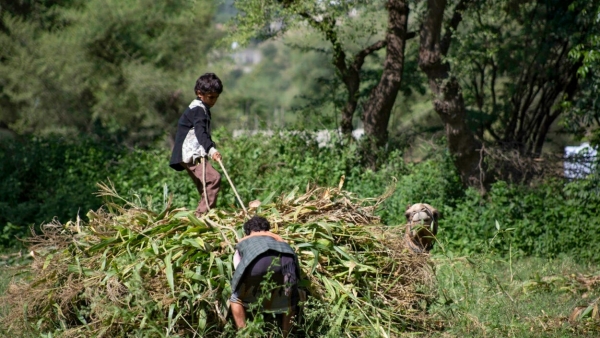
left=1, top=182, right=434, bottom=337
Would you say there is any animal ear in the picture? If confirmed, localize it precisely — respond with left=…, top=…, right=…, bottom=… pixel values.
left=405, top=204, right=411, bottom=211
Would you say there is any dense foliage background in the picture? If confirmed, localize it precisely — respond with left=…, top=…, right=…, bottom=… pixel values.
left=2, top=134, right=598, bottom=263
left=1, top=0, right=599, bottom=267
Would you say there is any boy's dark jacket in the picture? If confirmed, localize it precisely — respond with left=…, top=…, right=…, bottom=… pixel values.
left=169, top=98, right=215, bottom=171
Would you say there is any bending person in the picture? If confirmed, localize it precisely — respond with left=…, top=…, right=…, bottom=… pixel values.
left=230, top=216, right=300, bottom=336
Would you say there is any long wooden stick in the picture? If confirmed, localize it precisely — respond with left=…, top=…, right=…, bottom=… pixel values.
left=201, top=157, right=210, bottom=211
left=216, top=159, right=248, bottom=217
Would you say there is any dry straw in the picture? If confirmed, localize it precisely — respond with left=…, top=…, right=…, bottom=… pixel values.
left=1, top=179, right=435, bottom=337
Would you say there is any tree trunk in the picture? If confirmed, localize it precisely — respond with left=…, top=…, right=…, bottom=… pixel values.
left=340, top=69, right=360, bottom=135
left=418, top=0, right=486, bottom=189
left=361, top=0, right=409, bottom=167
left=300, top=15, right=386, bottom=138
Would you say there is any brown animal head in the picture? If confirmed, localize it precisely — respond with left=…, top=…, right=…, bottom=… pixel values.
left=404, top=203, right=439, bottom=253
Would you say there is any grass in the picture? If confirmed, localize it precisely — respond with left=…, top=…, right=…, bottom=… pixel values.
left=0, top=250, right=32, bottom=337
left=1, top=237, right=599, bottom=338
left=431, top=254, right=600, bottom=337
left=0, top=265, right=10, bottom=335
left=0, top=263, right=9, bottom=297
left=2, top=250, right=598, bottom=337
left=0, top=250, right=30, bottom=293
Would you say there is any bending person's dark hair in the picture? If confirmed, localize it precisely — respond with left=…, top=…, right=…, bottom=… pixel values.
left=194, top=73, right=223, bottom=94
left=243, top=216, right=271, bottom=235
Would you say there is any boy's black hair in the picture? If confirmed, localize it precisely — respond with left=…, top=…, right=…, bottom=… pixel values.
left=243, top=216, right=271, bottom=235
left=194, top=73, right=223, bottom=95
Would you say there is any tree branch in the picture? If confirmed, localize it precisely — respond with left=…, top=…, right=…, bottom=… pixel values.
left=440, top=0, right=473, bottom=56
left=300, top=13, right=348, bottom=77
left=490, top=58, right=498, bottom=114
left=353, top=40, right=387, bottom=70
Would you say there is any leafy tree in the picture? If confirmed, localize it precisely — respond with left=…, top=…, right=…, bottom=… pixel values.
left=0, top=0, right=215, bottom=146
left=417, top=0, right=485, bottom=187
left=230, top=0, right=600, bottom=187
left=229, top=0, right=413, bottom=167
left=563, top=0, right=600, bottom=146
left=0, top=0, right=79, bottom=32
left=213, top=39, right=335, bottom=130
left=440, top=0, right=600, bottom=184
left=0, top=0, right=81, bottom=134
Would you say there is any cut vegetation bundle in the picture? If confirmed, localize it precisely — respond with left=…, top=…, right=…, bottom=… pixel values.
left=1, top=181, right=435, bottom=337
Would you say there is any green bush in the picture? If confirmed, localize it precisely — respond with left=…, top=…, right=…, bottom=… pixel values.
left=442, top=177, right=600, bottom=261
left=0, top=137, right=122, bottom=248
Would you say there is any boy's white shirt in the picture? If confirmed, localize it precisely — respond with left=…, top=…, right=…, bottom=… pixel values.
left=181, top=99, right=218, bottom=164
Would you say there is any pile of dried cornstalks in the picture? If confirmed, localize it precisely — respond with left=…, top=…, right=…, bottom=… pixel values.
left=1, top=181, right=435, bottom=337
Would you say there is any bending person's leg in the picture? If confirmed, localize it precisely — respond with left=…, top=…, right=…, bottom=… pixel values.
left=281, top=310, right=294, bottom=337
left=230, top=302, right=246, bottom=329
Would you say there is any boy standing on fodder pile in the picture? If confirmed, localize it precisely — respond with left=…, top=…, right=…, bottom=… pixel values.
left=170, top=73, right=223, bottom=217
